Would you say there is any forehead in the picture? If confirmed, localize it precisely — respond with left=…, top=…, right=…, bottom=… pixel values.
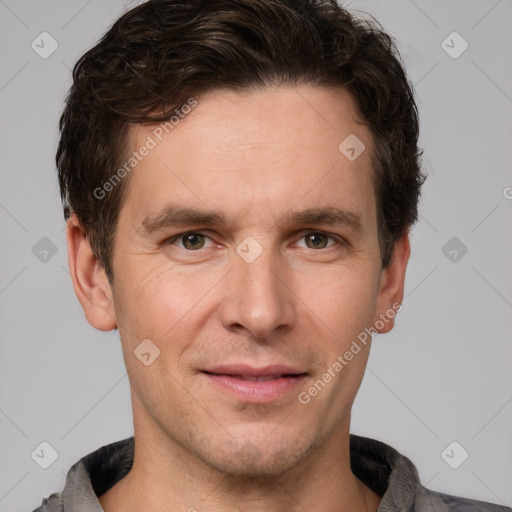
left=121, top=85, right=376, bottom=233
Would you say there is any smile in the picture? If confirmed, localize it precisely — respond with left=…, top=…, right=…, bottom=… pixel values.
left=202, top=365, right=308, bottom=403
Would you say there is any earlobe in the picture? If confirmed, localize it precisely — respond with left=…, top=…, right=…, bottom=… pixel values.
left=66, top=214, right=117, bottom=331
left=374, top=233, right=410, bottom=334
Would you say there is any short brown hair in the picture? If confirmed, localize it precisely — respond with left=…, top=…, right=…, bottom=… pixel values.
left=57, top=0, right=425, bottom=283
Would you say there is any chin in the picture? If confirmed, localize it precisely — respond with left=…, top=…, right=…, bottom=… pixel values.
left=193, top=432, right=316, bottom=478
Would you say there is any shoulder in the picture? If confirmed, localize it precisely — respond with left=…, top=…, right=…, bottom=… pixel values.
left=30, top=491, right=63, bottom=512
left=349, top=434, right=511, bottom=512
left=30, top=436, right=134, bottom=512
left=417, top=487, right=512, bottom=512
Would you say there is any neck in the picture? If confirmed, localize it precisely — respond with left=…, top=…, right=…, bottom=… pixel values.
left=98, top=422, right=381, bottom=512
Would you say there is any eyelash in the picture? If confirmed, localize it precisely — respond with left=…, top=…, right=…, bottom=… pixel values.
left=164, top=231, right=345, bottom=251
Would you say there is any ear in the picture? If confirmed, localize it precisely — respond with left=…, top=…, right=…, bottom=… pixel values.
left=66, top=214, right=117, bottom=331
left=373, top=233, right=410, bottom=334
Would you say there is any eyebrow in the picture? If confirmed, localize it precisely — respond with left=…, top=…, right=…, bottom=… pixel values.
left=277, top=206, right=366, bottom=234
left=138, top=205, right=226, bottom=236
left=138, top=204, right=365, bottom=236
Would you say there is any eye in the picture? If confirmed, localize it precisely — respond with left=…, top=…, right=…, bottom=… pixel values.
left=168, top=232, right=215, bottom=250
left=296, top=232, right=338, bottom=249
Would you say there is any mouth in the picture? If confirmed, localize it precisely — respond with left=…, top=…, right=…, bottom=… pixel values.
left=207, top=373, right=298, bottom=381
left=201, top=364, right=308, bottom=403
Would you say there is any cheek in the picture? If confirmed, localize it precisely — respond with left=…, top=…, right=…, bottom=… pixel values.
left=298, top=264, right=380, bottom=339
left=115, top=262, right=219, bottom=346
left=112, top=263, right=170, bottom=348
left=114, top=273, right=195, bottom=393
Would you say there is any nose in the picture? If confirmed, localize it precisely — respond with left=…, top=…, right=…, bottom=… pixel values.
left=219, top=246, right=297, bottom=339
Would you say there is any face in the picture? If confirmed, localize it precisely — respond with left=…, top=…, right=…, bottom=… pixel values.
left=78, top=85, right=408, bottom=477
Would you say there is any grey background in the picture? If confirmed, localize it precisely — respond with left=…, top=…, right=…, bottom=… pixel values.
left=0, top=0, right=511, bottom=510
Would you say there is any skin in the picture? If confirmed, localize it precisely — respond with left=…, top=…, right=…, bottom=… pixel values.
left=67, top=85, right=410, bottom=512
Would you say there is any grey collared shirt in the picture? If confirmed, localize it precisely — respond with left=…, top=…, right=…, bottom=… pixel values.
left=32, top=434, right=511, bottom=511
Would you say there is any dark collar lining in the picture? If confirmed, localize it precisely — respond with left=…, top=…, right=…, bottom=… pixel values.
left=349, top=434, right=395, bottom=497
left=83, top=437, right=134, bottom=498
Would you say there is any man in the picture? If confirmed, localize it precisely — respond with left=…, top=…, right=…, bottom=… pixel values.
left=33, top=0, right=510, bottom=511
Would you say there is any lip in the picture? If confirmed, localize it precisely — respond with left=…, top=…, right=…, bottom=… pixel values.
left=202, top=364, right=308, bottom=403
